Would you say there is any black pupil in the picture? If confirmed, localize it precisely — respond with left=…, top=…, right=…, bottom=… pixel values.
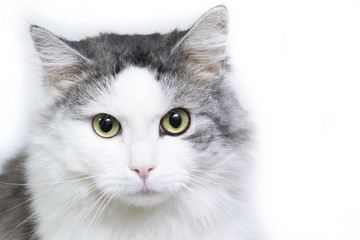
left=169, top=113, right=182, bottom=128
left=99, top=116, right=113, bottom=133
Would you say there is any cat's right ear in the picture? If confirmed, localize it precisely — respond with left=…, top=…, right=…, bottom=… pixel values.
left=30, top=25, right=91, bottom=95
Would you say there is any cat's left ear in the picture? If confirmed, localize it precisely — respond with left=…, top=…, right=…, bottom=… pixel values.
left=30, top=25, right=91, bottom=95
left=174, top=5, right=229, bottom=81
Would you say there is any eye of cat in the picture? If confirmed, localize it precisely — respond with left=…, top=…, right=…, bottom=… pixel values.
left=160, top=108, right=190, bottom=136
left=92, top=113, right=121, bottom=138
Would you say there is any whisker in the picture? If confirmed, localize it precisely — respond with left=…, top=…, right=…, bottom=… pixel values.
left=31, top=183, right=100, bottom=240
left=174, top=188, right=207, bottom=231
left=72, top=187, right=109, bottom=239
left=0, top=173, right=104, bottom=186
left=188, top=170, right=243, bottom=188
left=0, top=196, right=33, bottom=216
left=180, top=183, right=243, bottom=233
left=0, top=213, right=35, bottom=239
left=84, top=190, right=114, bottom=239
left=1, top=180, right=99, bottom=239
left=187, top=177, right=246, bottom=210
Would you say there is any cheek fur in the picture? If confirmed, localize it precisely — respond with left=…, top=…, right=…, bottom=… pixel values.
left=49, top=119, right=196, bottom=196
left=155, top=138, right=194, bottom=184
left=48, top=119, right=126, bottom=174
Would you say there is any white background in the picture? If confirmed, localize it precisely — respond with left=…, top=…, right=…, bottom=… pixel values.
left=1, top=0, right=360, bottom=239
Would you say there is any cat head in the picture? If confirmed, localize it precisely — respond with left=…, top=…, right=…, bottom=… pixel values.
left=29, top=6, right=249, bottom=207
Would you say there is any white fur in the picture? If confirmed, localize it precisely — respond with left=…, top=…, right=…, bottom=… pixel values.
left=26, top=66, right=251, bottom=239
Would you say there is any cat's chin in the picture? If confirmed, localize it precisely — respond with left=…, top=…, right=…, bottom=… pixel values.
left=121, top=189, right=171, bottom=207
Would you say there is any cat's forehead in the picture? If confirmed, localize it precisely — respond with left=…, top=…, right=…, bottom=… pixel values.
left=89, top=66, right=170, bottom=120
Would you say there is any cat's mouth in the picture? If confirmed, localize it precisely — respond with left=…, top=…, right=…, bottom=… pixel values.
left=134, top=187, right=160, bottom=197
left=123, top=186, right=169, bottom=206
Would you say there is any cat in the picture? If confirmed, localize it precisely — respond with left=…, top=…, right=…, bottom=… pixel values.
left=0, top=5, right=254, bottom=240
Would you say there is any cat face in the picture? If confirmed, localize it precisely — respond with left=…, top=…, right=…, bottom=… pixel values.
left=53, top=67, right=197, bottom=206
left=29, top=6, right=249, bottom=207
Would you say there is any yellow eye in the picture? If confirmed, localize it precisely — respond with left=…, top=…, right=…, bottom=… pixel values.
left=92, top=113, right=121, bottom=138
left=160, top=108, right=190, bottom=136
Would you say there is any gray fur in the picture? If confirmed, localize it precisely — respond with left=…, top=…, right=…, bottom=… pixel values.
left=0, top=155, right=36, bottom=240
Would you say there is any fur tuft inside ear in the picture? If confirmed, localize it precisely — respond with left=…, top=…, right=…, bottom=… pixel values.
left=174, top=6, right=229, bottom=81
left=30, top=25, right=91, bottom=94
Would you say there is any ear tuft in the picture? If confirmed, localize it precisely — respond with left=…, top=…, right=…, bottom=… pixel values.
left=175, top=6, right=229, bottom=81
left=30, top=25, right=91, bottom=94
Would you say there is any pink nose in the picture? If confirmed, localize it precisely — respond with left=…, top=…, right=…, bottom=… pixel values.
left=130, top=166, right=155, bottom=180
